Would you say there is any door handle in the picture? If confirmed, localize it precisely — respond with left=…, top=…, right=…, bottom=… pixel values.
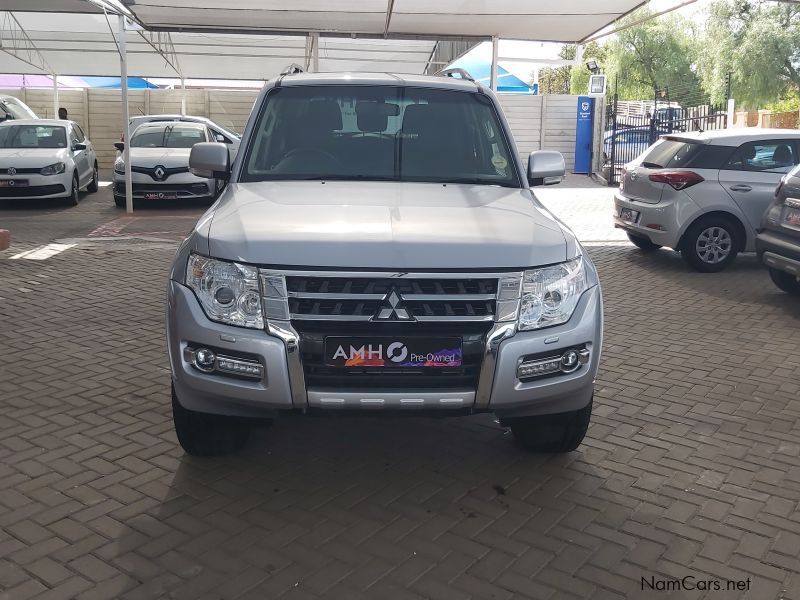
left=729, top=184, right=752, bottom=192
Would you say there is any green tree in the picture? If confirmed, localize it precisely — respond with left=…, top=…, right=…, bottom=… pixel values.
left=599, top=10, right=700, bottom=103
left=569, top=42, right=605, bottom=95
left=697, top=0, right=800, bottom=108
left=537, top=45, right=576, bottom=95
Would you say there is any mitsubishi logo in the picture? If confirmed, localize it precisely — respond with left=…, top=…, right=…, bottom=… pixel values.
left=373, top=288, right=413, bottom=321
left=153, top=166, right=166, bottom=181
left=7, top=167, right=16, bottom=176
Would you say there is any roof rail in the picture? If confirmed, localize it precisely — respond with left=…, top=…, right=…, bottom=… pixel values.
left=436, top=68, right=475, bottom=82
left=280, top=64, right=306, bottom=76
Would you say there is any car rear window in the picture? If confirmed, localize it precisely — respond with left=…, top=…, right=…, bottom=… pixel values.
left=640, top=139, right=734, bottom=169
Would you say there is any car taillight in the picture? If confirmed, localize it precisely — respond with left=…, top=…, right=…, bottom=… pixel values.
left=648, top=170, right=704, bottom=190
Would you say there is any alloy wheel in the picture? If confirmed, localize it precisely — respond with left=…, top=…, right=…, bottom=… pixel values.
left=695, top=226, right=732, bottom=264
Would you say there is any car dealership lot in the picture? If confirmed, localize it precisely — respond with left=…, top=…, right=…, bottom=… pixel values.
left=1, top=179, right=799, bottom=600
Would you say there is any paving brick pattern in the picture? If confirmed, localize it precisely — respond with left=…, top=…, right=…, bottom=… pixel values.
left=1, top=185, right=799, bottom=599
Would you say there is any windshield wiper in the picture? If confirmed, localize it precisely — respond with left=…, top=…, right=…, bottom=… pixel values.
left=433, top=178, right=517, bottom=188
left=290, top=175, right=399, bottom=182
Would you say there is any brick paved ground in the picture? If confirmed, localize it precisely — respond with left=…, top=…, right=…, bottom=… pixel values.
left=1, top=179, right=799, bottom=600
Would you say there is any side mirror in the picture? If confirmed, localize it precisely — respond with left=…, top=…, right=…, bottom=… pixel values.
left=114, top=141, right=124, bottom=152
left=190, top=142, right=230, bottom=180
left=215, top=134, right=227, bottom=143
left=73, top=142, right=87, bottom=151
left=528, top=151, right=566, bottom=187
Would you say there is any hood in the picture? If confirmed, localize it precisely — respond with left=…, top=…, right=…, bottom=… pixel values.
left=206, top=181, right=568, bottom=270
left=125, top=147, right=190, bottom=168
left=0, top=148, right=69, bottom=166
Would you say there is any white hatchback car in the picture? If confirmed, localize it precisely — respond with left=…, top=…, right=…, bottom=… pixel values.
left=614, top=129, right=800, bottom=271
left=0, top=119, right=98, bottom=205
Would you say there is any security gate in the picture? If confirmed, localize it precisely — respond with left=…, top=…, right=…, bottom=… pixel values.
left=604, top=77, right=731, bottom=185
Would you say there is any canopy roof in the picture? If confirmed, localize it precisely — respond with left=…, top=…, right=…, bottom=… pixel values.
left=0, top=0, right=647, bottom=80
left=123, top=0, right=645, bottom=43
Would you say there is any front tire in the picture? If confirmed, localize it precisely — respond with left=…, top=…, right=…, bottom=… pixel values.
left=172, top=385, right=251, bottom=456
left=87, top=163, right=99, bottom=193
left=507, top=399, right=592, bottom=453
left=680, top=216, right=740, bottom=272
left=769, top=267, right=800, bottom=296
left=627, top=233, right=661, bottom=251
left=114, top=194, right=126, bottom=208
left=66, top=173, right=79, bottom=206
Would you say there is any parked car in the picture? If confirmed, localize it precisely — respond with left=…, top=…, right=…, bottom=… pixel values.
left=0, top=95, right=39, bottom=122
left=614, top=129, right=800, bottom=272
left=113, top=121, right=219, bottom=208
left=0, top=119, right=98, bottom=205
left=166, top=72, right=603, bottom=456
left=603, top=127, right=652, bottom=167
left=756, top=166, right=800, bottom=295
left=126, top=115, right=241, bottom=159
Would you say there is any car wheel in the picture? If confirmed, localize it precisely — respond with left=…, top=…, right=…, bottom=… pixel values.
left=66, top=173, right=79, bottom=206
left=172, top=384, right=251, bottom=456
left=768, top=267, right=800, bottom=296
left=87, top=163, right=99, bottom=193
left=627, top=233, right=661, bottom=251
left=506, top=399, right=592, bottom=453
left=680, top=216, right=740, bottom=272
left=113, top=194, right=126, bottom=209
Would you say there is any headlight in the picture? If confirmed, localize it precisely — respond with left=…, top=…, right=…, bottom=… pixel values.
left=113, top=160, right=125, bottom=174
left=519, top=256, right=588, bottom=330
left=186, top=254, right=263, bottom=329
left=40, top=162, right=65, bottom=176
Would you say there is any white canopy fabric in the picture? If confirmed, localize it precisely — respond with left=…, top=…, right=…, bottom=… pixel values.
left=124, top=0, right=645, bottom=43
left=0, top=12, right=437, bottom=79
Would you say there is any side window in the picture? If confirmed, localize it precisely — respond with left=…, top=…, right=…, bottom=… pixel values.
left=73, top=125, right=85, bottom=142
left=726, top=140, right=799, bottom=173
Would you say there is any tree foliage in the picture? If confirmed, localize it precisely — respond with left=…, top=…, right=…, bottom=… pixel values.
left=696, top=0, right=800, bottom=108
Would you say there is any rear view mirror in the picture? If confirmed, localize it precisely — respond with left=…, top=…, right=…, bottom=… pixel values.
left=72, top=142, right=87, bottom=151
left=528, top=151, right=566, bottom=187
left=114, top=141, right=124, bottom=152
left=190, top=142, right=230, bottom=180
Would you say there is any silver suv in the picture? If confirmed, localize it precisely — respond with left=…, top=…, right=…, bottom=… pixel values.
left=166, top=72, right=603, bottom=456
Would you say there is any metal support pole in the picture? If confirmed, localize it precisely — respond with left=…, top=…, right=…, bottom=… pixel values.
left=490, top=36, right=499, bottom=91
left=52, top=74, right=58, bottom=119
left=311, top=32, right=319, bottom=73
left=118, top=14, right=133, bottom=215
left=180, top=77, right=186, bottom=116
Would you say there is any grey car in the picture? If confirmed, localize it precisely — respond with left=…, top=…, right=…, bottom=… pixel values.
left=166, top=72, right=603, bottom=456
left=614, top=129, right=800, bottom=272
left=757, top=165, right=800, bottom=295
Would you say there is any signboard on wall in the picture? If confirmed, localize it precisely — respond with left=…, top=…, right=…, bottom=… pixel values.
left=588, top=74, right=606, bottom=97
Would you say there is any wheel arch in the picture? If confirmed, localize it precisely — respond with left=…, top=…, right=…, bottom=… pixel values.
left=677, top=210, right=749, bottom=252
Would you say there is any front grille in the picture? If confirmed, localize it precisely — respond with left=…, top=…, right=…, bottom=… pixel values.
left=0, top=168, right=40, bottom=175
left=131, top=165, right=190, bottom=180
left=295, top=321, right=491, bottom=390
left=0, top=184, right=65, bottom=197
left=285, top=275, right=499, bottom=321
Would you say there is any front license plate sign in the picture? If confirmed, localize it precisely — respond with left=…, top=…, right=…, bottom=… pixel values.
left=620, top=207, right=639, bottom=224
left=325, top=337, right=462, bottom=368
left=0, top=179, right=29, bottom=187
left=144, top=191, right=178, bottom=200
left=784, top=207, right=800, bottom=227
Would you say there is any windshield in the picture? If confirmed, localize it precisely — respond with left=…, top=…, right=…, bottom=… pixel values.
left=130, top=125, right=206, bottom=148
left=0, top=125, right=67, bottom=149
left=242, top=85, right=520, bottom=187
left=0, top=98, right=38, bottom=120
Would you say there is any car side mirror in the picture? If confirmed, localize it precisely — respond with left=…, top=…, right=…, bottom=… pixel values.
left=190, top=142, right=230, bottom=180
left=73, top=142, right=87, bottom=151
left=528, top=151, right=566, bottom=187
left=215, top=134, right=227, bottom=143
left=114, top=141, right=124, bottom=152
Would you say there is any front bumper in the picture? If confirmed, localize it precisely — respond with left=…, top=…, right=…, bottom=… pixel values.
left=113, top=171, right=215, bottom=200
left=0, top=172, right=70, bottom=199
left=167, top=281, right=602, bottom=420
left=757, top=229, right=800, bottom=277
left=613, top=192, right=682, bottom=249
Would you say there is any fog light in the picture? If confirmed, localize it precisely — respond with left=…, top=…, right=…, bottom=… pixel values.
left=194, top=348, right=216, bottom=372
left=561, top=350, right=579, bottom=372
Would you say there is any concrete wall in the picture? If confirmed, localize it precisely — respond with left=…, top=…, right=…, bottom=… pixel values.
left=2, top=88, right=596, bottom=173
